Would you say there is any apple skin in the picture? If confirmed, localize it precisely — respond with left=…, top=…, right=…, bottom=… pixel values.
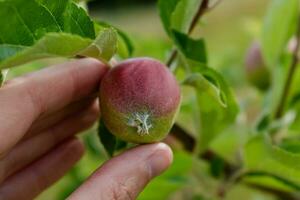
left=245, top=42, right=271, bottom=91
left=100, top=57, right=181, bottom=143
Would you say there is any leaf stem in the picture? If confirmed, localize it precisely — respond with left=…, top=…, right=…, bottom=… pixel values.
left=166, top=49, right=178, bottom=68
left=188, top=0, right=209, bottom=34
left=275, top=17, right=300, bottom=119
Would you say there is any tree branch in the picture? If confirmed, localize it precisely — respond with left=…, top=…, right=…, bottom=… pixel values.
left=170, top=124, right=196, bottom=152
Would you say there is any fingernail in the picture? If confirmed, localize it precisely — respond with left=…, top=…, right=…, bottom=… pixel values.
left=147, top=143, right=173, bottom=177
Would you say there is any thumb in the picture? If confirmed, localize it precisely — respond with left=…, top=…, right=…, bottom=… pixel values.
left=68, top=143, right=173, bottom=200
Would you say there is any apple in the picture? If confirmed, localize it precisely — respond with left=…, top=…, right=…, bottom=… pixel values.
left=100, top=57, right=181, bottom=143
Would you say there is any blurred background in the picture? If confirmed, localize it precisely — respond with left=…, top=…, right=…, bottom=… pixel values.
left=7, top=0, right=272, bottom=199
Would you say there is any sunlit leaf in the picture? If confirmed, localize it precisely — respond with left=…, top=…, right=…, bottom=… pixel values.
left=0, top=0, right=103, bottom=69
left=95, top=21, right=134, bottom=58
left=78, top=28, right=118, bottom=62
left=0, top=28, right=117, bottom=69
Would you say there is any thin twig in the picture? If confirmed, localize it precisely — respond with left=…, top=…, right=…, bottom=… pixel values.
left=275, top=17, right=300, bottom=119
left=205, top=0, right=223, bottom=13
left=170, top=124, right=196, bottom=152
left=188, top=0, right=209, bottom=34
left=166, top=50, right=178, bottom=68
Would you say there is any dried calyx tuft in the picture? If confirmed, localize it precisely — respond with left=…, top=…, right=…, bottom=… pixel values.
left=127, top=112, right=152, bottom=135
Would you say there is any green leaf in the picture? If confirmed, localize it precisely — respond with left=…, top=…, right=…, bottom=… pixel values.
left=4, top=0, right=93, bottom=41
left=172, top=30, right=207, bottom=64
left=78, top=28, right=118, bottom=61
left=0, top=33, right=87, bottom=69
left=98, top=119, right=117, bottom=157
left=210, top=156, right=225, bottom=178
left=170, top=0, right=202, bottom=33
left=244, top=134, right=300, bottom=191
left=183, top=64, right=239, bottom=153
left=158, top=0, right=202, bottom=36
left=94, top=21, right=134, bottom=58
left=184, top=74, right=226, bottom=106
left=98, top=119, right=127, bottom=157
left=116, top=30, right=134, bottom=57
left=0, top=28, right=117, bottom=69
left=37, top=0, right=95, bottom=39
left=261, top=0, right=299, bottom=66
left=158, top=0, right=181, bottom=36
left=0, top=45, right=25, bottom=62
left=0, top=0, right=102, bottom=69
left=60, top=3, right=95, bottom=39
left=0, top=0, right=61, bottom=46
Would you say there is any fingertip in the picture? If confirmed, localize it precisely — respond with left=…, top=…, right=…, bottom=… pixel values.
left=146, top=143, right=173, bottom=177
left=156, top=142, right=174, bottom=165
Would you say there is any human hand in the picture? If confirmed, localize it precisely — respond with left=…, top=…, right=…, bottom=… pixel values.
left=0, top=58, right=172, bottom=200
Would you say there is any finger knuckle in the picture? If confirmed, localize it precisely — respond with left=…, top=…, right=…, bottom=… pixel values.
left=110, top=181, right=135, bottom=200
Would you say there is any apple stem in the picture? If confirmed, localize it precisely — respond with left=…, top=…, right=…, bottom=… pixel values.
left=127, top=112, right=152, bottom=135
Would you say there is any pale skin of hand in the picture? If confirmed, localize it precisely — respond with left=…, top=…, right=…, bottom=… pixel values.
left=0, top=58, right=173, bottom=200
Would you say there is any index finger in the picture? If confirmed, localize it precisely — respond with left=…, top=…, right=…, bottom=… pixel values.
left=0, top=58, right=108, bottom=155
left=68, top=143, right=173, bottom=200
